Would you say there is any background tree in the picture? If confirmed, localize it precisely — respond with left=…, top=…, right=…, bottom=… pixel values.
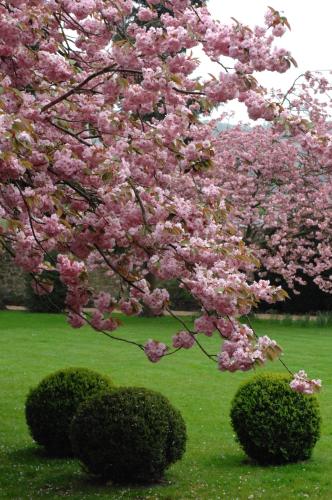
left=213, top=122, right=332, bottom=295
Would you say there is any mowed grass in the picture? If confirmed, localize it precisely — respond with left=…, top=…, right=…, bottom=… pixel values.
left=0, top=311, right=331, bottom=500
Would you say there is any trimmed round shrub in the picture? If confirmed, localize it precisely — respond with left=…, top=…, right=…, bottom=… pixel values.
left=70, top=387, right=187, bottom=483
left=230, top=373, right=321, bottom=465
left=25, top=367, right=114, bottom=456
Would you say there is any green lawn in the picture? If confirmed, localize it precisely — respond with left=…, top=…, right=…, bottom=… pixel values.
left=0, top=311, right=331, bottom=499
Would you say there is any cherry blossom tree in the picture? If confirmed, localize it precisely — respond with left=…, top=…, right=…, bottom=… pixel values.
left=0, top=1, right=321, bottom=392
left=214, top=119, right=332, bottom=293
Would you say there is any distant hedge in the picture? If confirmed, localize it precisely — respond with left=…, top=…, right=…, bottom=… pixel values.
left=257, top=271, right=332, bottom=314
left=26, top=271, right=66, bottom=313
left=162, top=280, right=200, bottom=311
left=25, top=251, right=66, bottom=313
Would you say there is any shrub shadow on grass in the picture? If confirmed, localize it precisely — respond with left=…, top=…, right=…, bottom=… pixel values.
left=4, top=446, right=86, bottom=496
left=7, top=444, right=76, bottom=463
left=7, top=444, right=47, bottom=462
left=204, top=450, right=318, bottom=472
left=77, top=470, right=173, bottom=488
left=201, top=451, right=247, bottom=469
left=201, top=450, right=295, bottom=471
left=5, top=446, right=174, bottom=497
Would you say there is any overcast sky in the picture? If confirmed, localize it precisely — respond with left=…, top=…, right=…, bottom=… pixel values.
left=202, top=0, right=332, bottom=122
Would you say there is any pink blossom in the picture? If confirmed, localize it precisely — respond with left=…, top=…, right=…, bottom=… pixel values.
left=57, top=255, right=86, bottom=287
left=118, top=298, right=142, bottom=316
left=290, top=370, right=322, bottom=394
left=90, top=310, right=119, bottom=332
left=41, top=214, right=62, bottom=238
left=38, top=51, right=72, bottom=82
left=137, top=8, right=157, bottom=22
left=172, top=331, right=195, bottom=349
left=194, top=315, right=216, bottom=336
left=68, top=313, right=85, bottom=328
left=218, top=342, right=254, bottom=372
left=143, top=288, right=169, bottom=314
left=272, top=24, right=286, bottom=37
left=94, top=292, right=113, bottom=314
left=144, top=340, right=168, bottom=363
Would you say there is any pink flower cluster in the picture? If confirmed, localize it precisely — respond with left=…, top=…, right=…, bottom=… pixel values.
left=118, top=298, right=142, bottom=316
left=218, top=329, right=282, bottom=373
left=172, top=331, right=195, bottom=349
left=144, top=340, right=168, bottom=363
left=57, top=255, right=86, bottom=288
left=90, top=310, right=119, bottom=332
left=94, top=292, right=114, bottom=314
left=290, top=370, right=322, bottom=395
left=143, top=288, right=169, bottom=314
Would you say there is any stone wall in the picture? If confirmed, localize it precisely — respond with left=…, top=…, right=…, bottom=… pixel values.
left=0, top=253, right=28, bottom=306
left=88, top=269, right=121, bottom=295
left=0, top=253, right=121, bottom=308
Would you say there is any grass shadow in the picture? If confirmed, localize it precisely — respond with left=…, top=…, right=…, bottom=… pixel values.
left=5, top=445, right=173, bottom=498
left=201, top=450, right=299, bottom=471
left=7, top=444, right=77, bottom=463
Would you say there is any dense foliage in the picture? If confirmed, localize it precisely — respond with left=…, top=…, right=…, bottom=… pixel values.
left=163, top=279, right=200, bottom=311
left=230, top=374, right=321, bottom=464
left=70, top=387, right=187, bottom=483
left=26, top=271, right=66, bottom=313
left=25, top=367, right=114, bottom=456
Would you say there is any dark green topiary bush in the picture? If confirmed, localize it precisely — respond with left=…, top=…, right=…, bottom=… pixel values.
left=25, top=367, right=114, bottom=457
left=230, top=373, right=321, bottom=465
left=70, top=387, right=187, bottom=483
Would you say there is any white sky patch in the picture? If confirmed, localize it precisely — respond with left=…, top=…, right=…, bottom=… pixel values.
left=197, top=0, right=332, bottom=123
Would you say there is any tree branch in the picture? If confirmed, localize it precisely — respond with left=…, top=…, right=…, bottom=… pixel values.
left=41, top=66, right=142, bottom=112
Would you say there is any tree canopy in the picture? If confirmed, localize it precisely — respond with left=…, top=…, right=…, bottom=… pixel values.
left=0, top=0, right=326, bottom=393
